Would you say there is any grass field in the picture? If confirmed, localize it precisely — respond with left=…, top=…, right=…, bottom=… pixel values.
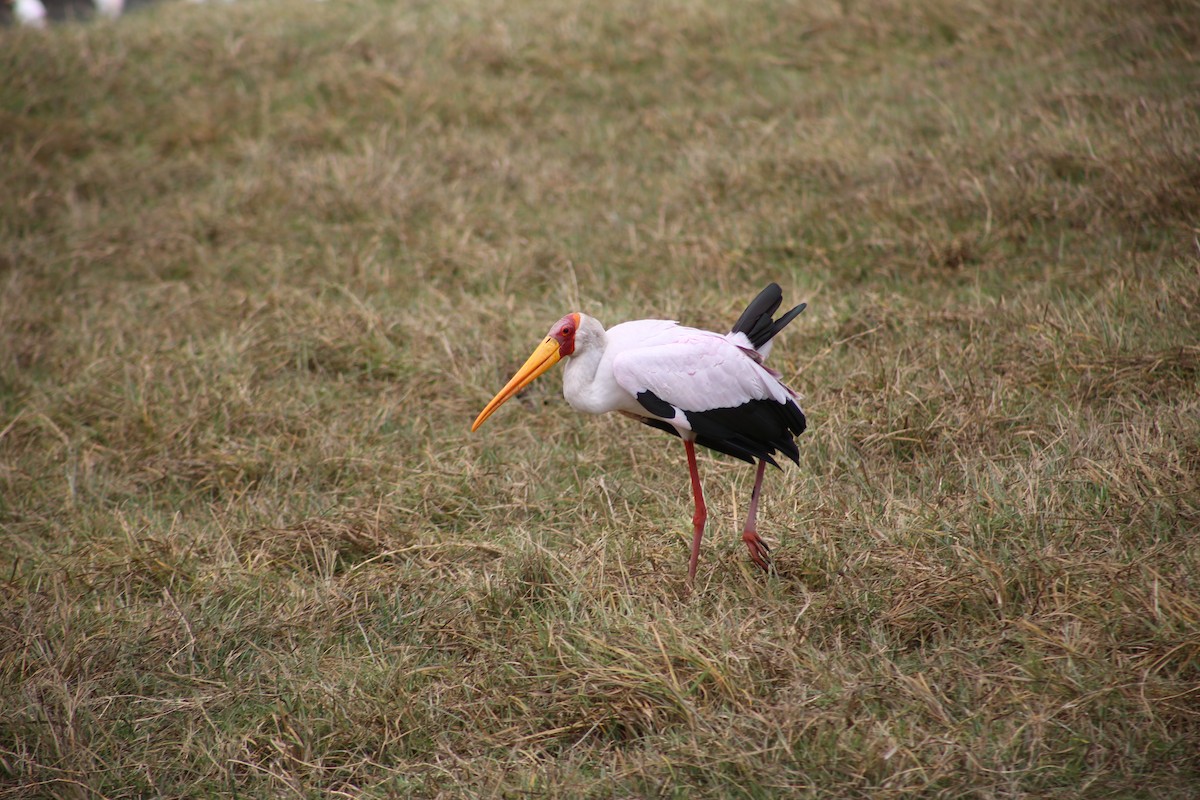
left=3, top=0, right=1199, bottom=796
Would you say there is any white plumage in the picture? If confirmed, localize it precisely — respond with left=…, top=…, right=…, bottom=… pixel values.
left=611, top=324, right=796, bottom=416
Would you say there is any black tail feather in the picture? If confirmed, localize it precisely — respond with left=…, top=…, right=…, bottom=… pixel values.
left=731, top=283, right=806, bottom=350
left=761, top=302, right=807, bottom=346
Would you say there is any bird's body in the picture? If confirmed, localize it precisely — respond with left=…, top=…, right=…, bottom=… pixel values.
left=560, top=315, right=804, bottom=463
left=473, top=284, right=807, bottom=583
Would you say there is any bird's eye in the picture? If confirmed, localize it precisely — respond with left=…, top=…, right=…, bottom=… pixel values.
left=562, top=326, right=573, bottom=336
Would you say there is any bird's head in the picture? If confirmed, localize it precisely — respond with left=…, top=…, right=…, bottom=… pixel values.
left=471, top=313, right=581, bottom=431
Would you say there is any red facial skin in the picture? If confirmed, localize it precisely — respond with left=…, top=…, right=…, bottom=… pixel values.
left=549, top=313, right=580, bottom=358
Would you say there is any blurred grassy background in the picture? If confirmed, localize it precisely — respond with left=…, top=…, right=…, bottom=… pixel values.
left=2, top=0, right=1198, bottom=796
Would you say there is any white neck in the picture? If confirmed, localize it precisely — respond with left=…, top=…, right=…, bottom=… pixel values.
left=561, top=314, right=612, bottom=415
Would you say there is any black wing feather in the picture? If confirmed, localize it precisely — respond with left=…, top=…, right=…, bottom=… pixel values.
left=635, top=390, right=806, bottom=468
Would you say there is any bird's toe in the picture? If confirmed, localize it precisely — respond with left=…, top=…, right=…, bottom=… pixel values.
left=742, top=530, right=773, bottom=572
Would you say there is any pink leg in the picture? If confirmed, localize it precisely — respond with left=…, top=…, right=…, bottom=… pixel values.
left=742, top=459, right=772, bottom=572
left=684, top=439, right=706, bottom=583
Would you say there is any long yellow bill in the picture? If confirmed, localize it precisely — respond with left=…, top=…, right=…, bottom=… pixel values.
left=471, top=338, right=562, bottom=431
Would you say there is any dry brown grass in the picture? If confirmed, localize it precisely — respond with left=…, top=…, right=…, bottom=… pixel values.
left=2, top=0, right=1199, bottom=796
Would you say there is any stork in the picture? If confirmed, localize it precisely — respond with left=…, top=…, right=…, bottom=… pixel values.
left=472, top=283, right=807, bottom=583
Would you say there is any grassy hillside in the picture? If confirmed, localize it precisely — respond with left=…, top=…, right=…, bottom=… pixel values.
left=2, top=0, right=1198, bottom=796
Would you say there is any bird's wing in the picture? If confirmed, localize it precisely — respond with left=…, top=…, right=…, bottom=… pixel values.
left=611, top=331, right=792, bottom=420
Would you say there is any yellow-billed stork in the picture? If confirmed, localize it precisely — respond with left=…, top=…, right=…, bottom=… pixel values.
left=472, top=283, right=807, bottom=582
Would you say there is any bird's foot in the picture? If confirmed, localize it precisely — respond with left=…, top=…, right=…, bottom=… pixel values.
left=742, top=530, right=772, bottom=572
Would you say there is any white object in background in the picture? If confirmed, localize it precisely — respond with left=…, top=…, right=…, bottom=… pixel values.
left=94, top=0, right=124, bottom=18
left=14, top=0, right=48, bottom=27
